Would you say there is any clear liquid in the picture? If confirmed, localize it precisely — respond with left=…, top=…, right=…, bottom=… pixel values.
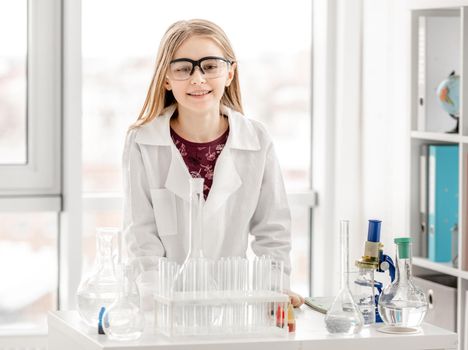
left=325, top=314, right=362, bottom=334
left=379, top=301, right=427, bottom=327
left=104, top=306, right=144, bottom=340
left=77, top=292, right=118, bottom=326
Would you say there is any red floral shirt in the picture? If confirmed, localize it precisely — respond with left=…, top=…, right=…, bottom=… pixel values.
left=170, top=127, right=229, bottom=199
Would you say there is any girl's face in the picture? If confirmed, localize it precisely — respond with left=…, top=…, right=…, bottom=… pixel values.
left=165, top=36, right=235, bottom=116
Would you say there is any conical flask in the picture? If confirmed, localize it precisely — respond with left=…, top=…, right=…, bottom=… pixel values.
left=103, top=262, right=145, bottom=341
left=378, top=237, right=427, bottom=330
left=171, top=178, right=218, bottom=334
left=172, top=178, right=216, bottom=293
left=76, top=227, right=121, bottom=327
left=324, top=220, right=364, bottom=334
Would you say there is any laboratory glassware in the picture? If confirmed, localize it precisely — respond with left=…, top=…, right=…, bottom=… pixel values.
left=171, top=177, right=218, bottom=334
left=153, top=255, right=289, bottom=337
left=103, top=262, right=145, bottom=341
left=378, top=237, right=428, bottom=330
left=76, top=227, right=121, bottom=327
left=152, top=178, right=289, bottom=337
left=325, top=220, right=364, bottom=334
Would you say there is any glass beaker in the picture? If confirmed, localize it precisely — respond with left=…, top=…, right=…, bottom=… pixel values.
left=378, top=237, right=427, bottom=329
left=76, top=227, right=121, bottom=327
left=324, top=220, right=364, bottom=334
left=103, top=262, right=145, bottom=341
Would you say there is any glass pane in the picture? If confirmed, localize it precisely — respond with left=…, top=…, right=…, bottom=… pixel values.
left=0, top=212, right=58, bottom=331
left=82, top=0, right=311, bottom=192
left=0, top=0, right=27, bottom=164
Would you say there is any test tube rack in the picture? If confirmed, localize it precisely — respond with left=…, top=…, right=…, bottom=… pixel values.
left=153, top=256, right=290, bottom=337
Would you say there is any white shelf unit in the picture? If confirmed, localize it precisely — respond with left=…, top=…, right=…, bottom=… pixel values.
left=409, top=5, right=468, bottom=350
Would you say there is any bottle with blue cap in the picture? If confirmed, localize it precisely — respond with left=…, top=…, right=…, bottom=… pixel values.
left=377, top=237, right=428, bottom=332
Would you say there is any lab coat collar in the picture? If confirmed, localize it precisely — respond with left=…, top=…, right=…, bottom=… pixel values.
left=134, top=104, right=261, bottom=151
left=163, top=143, right=242, bottom=219
left=135, top=104, right=258, bottom=218
left=134, top=105, right=176, bottom=146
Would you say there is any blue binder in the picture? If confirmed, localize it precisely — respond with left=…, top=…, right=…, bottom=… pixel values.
left=428, top=145, right=458, bottom=262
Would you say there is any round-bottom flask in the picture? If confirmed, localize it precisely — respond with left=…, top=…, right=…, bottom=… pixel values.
left=103, top=263, right=145, bottom=341
left=76, top=227, right=120, bottom=327
left=324, top=221, right=364, bottom=334
left=378, top=237, right=427, bottom=329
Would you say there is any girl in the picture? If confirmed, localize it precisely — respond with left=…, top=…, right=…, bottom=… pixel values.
left=123, top=19, right=304, bottom=307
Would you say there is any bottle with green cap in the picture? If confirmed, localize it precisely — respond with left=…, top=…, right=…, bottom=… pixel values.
left=377, top=237, right=428, bottom=331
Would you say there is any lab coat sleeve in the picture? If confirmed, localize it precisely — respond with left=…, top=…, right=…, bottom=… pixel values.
left=249, top=143, right=292, bottom=290
left=122, top=129, right=165, bottom=258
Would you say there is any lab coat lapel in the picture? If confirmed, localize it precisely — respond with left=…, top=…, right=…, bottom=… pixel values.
left=140, top=104, right=259, bottom=215
left=203, top=146, right=242, bottom=219
left=203, top=106, right=260, bottom=219
left=135, top=105, right=191, bottom=201
left=164, top=144, right=192, bottom=202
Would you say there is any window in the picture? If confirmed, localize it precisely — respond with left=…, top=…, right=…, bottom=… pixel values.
left=0, top=0, right=27, bottom=165
left=82, top=0, right=313, bottom=295
left=0, top=212, right=58, bottom=331
left=0, top=0, right=61, bottom=196
left=0, top=0, right=61, bottom=333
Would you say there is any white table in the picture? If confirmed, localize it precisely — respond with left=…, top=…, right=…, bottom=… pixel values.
left=48, top=308, right=458, bottom=350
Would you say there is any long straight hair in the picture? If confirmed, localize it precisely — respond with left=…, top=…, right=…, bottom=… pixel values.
left=130, top=19, right=243, bottom=129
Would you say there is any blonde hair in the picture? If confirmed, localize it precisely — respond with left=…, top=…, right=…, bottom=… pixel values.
left=131, top=19, right=243, bottom=129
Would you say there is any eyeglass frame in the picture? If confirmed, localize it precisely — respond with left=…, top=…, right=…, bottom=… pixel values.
left=167, top=56, right=234, bottom=81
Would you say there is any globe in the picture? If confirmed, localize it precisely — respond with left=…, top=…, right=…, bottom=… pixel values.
left=436, top=71, right=459, bottom=133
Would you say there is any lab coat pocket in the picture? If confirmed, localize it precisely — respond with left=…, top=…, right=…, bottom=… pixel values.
left=150, top=188, right=178, bottom=237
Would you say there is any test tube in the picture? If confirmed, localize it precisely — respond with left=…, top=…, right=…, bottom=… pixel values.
left=232, top=257, right=238, bottom=330
left=243, top=258, right=248, bottom=331
left=271, top=260, right=284, bottom=293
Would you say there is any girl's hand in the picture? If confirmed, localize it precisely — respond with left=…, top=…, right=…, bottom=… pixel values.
left=286, top=290, right=305, bottom=308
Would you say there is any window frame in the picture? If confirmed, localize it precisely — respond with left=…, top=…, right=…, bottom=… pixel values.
left=0, top=0, right=61, bottom=199
left=0, top=1, right=63, bottom=338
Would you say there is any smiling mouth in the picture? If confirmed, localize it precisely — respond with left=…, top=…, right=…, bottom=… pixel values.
left=187, top=90, right=212, bottom=96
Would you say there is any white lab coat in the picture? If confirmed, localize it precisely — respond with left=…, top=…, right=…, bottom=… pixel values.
left=123, top=104, right=292, bottom=287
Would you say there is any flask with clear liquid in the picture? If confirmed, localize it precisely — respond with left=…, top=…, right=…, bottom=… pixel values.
left=324, top=220, right=364, bottom=334
left=103, top=262, right=145, bottom=341
left=378, top=237, right=427, bottom=330
left=76, top=227, right=121, bottom=327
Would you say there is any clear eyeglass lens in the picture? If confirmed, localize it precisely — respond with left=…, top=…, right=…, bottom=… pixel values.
left=200, top=59, right=226, bottom=77
left=169, top=59, right=228, bottom=80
